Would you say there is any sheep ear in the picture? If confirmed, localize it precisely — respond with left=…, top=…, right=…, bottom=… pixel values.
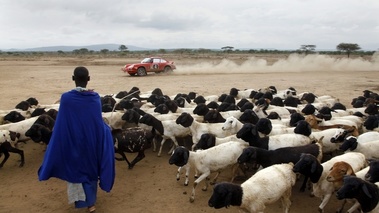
left=250, top=126, right=257, bottom=136
left=232, top=118, right=237, bottom=128
left=210, top=136, right=216, bottom=146
left=346, top=166, right=355, bottom=176
left=311, top=160, right=318, bottom=173
left=362, top=184, right=373, bottom=199
left=44, top=116, right=50, bottom=124
left=224, top=191, right=232, bottom=208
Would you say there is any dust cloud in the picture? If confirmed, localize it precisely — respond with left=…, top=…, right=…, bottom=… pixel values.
left=173, top=52, right=379, bottom=75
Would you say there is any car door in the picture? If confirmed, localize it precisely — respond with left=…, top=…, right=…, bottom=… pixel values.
left=151, top=58, right=161, bottom=72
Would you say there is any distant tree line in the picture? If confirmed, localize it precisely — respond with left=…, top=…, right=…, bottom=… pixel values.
left=0, top=43, right=375, bottom=58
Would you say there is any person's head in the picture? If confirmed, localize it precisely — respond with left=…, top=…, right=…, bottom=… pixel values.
left=72, top=66, right=90, bottom=87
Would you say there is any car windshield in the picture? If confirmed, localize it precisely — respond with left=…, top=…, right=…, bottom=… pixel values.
left=141, top=58, right=152, bottom=63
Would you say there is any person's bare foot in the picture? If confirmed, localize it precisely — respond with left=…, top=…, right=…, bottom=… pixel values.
left=88, top=206, right=96, bottom=213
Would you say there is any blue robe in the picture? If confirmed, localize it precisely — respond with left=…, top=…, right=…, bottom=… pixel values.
left=38, top=89, right=115, bottom=193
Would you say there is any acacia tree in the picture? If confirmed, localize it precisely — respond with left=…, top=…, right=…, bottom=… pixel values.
left=119, top=45, right=128, bottom=52
left=336, top=43, right=361, bottom=58
left=221, top=46, right=234, bottom=53
left=299, top=45, right=316, bottom=55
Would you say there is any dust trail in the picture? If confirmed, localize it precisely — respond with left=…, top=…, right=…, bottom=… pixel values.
left=174, top=52, right=379, bottom=75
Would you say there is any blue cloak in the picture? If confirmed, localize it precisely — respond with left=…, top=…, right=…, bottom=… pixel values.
left=38, top=89, right=115, bottom=192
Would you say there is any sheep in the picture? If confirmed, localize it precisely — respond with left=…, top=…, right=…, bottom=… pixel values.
left=111, top=127, right=154, bottom=169
left=0, top=116, right=39, bottom=141
left=236, top=122, right=314, bottom=150
left=168, top=141, right=250, bottom=202
left=326, top=161, right=369, bottom=213
left=253, top=104, right=292, bottom=121
left=14, top=100, right=31, bottom=111
left=336, top=175, right=379, bottom=213
left=139, top=113, right=191, bottom=156
left=162, top=100, right=196, bottom=114
left=363, top=114, right=379, bottom=132
left=292, top=152, right=367, bottom=212
left=365, top=159, right=379, bottom=183
left=193, top=133, right=246, bottom=150
left=208, top=163, right=296, bottom=213
left=25, top=123, right=52, bottom=145
left=2, top=110, right=29, bottom=123
left=154, top=102, right=203, bottom=122
left=331, top=130, right=379, bottom=145
left=329, top=126, right=361, bottom=144
left=102, top=111, right=129, bottom=130
left=326, top=161, right=356, bottom=189
left=305, top=114, right=362, bottom=130
left=175, top=112, right=233, bottom=150
left=229, top=87, right=256, bottom=99
left=221, top=116, right=244, bottom=135
left=238, top=140, right=323, bottom=192
left=309, top=127, right=357, bottom=155
left=194, top=103, right=243, bottom=122
left=0, top=130, right=23, bottom=167
left=305, top=114, right=360, bottom=133
left=339, top=136, right=379, bottom=159
left=192, top=94, right=219, bottom=104
left=203, top=109, right=226, bottom=123
left=238, top=109, right=259, bottom=124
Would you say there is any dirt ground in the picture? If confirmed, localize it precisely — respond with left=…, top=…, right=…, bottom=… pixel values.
left=0, top=54, right=378, bottom=213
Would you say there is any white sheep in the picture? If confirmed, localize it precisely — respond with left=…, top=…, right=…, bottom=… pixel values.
left=268, top=125, right=296, bottom=135
left=229, top=88, right=256, bottom=99
left=193, top=133, right=246, bottom=150
left=168, top=141, right=249, bottom=202
left=306, top=114, right=362, bottom=129
left=310, top=128, right=352, bottom=154
left=253, top=104, right=292, bottom=121
left=236, top=122, right=314, bottom=150
left=221, top=116, right=244, bottom=135
left=102, top=111, right=127, bottom=130
left=293, top=152, right=367, bottom=213
left=208, top=163, right=296, bottom=213
left=340, top=136, right=379, bottom=159
left=175, top=112, right=233, bottom=150
left=0, top=116, right=39, bottom=141
left=139, top=113, right=191, bottom=156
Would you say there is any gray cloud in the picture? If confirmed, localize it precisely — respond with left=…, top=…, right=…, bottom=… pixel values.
left=1, top=0, right=378, bottom=50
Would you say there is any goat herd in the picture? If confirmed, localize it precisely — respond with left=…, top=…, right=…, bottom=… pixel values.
left=1, top=86, right=379, bottom=213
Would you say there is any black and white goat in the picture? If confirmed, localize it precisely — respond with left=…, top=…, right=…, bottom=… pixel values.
left=0, top=130, right=23, bottom=168
left=111, top=127, right=154, bottom=169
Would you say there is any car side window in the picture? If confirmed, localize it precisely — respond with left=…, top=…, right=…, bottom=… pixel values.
left=153, top=58, right=160, bottom=63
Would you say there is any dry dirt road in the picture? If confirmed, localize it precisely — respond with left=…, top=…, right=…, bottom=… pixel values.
left=0, top=54, right=378, bottom=213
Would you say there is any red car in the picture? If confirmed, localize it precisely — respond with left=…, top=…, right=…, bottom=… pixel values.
left=121, top=57, right=176, bottom=76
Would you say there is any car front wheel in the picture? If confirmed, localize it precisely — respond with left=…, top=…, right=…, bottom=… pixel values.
left=137, top=67, right=147, bottom=76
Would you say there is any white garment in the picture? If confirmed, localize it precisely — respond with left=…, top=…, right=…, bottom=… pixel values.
left=67, top=182, right=86, bottom=204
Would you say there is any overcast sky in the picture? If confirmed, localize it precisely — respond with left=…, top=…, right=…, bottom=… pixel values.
left=1, top=0, right=378, bottom=50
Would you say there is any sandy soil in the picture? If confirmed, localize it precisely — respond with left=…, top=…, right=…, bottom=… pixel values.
left=0, top=54, right=378, bottom=213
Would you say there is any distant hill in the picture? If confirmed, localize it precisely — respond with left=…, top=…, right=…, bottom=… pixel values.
left=1, top=44, right=150, bottom=52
